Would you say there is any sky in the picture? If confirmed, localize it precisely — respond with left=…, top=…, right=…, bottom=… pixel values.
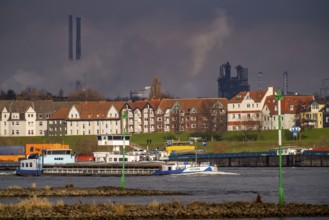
left=0, top=0, right=328, bottom=99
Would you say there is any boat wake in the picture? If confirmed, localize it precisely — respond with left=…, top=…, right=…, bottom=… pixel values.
left=0, top=171, right=15, bottom=176
left=173, top=171, right=239, bottom=176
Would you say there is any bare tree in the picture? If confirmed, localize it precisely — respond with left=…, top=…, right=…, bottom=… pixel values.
left=149, top=75, right=163, bottom=99
left=18, top=87, right=52, bottom=100
left=67, top=88, right=105, bottom=101
left=200, top=100, right=227, bottom=134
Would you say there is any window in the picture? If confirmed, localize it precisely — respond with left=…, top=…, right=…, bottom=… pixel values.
left=39, top=122, right=43, bottom=126
left=290, top=105, right=294, bottom=110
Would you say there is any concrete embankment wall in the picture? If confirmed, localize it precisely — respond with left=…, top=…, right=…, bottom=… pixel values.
left=201, top=155, right=329, bottom=167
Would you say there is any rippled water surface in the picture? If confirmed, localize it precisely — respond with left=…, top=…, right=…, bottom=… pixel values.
left=1, top=167, right=329, bottom=206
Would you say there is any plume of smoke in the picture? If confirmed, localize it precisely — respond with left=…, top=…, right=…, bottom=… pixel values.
left=188, top=9, right=231, bottom=78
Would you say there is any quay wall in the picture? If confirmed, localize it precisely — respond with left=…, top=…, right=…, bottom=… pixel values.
left=201, top=155, right=329, bottom=167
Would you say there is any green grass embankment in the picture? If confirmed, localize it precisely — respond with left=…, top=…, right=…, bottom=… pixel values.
left=1, top=128, right=328, bottom=154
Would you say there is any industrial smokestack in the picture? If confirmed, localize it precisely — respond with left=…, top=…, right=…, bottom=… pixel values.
left=68, top=15, right=73, bottom=60
left=76, top=17, right=81, bottom=60
left=283, top=71, right=288, bottom=95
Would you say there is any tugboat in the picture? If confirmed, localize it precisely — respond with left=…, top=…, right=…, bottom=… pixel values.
left=16, top=154, right=43, bottom=176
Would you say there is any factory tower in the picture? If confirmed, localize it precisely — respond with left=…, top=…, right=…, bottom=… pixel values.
left=217, top=62, right=250, bottom=99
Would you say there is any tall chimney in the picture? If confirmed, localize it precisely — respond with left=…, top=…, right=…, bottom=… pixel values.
left=76, top=17, right=81, bottom=60
left=68, top=15, right=73, bottom=60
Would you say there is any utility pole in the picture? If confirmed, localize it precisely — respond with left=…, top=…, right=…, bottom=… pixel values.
left=275, top=90, right=284, bottom=205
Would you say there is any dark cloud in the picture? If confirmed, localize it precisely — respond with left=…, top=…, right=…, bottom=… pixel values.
left=0, top=0, right=328, bottom=98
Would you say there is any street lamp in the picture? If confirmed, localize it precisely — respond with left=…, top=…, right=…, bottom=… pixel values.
left=189, top=137, right=201, bottom=164
left=275, top=90, right=284, bottom=205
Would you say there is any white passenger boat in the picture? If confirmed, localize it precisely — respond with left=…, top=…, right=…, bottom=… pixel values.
left=152, top=162, right=218, bottom=175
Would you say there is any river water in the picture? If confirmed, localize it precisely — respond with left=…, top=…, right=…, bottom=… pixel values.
left=1, top=167, right=328, bottom=206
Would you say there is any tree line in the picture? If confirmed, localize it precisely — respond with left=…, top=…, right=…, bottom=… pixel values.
left=0, top=76, right=173, bottom=101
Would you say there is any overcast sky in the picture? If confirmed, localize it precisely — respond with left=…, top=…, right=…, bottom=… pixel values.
left=0, top=0, right=328, bottom=98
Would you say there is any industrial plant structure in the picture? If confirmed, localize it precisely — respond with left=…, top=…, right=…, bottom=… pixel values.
left=217, top=62, right=250, bottom=99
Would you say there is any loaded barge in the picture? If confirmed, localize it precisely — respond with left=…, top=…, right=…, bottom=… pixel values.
left=42, top=162, right=162, bottom=176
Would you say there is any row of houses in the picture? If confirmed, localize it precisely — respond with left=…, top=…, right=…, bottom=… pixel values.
left=0, top=87, right=328, bottom=137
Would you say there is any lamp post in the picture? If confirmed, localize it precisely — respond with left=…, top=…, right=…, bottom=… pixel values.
left=189, top=137, right=201, bottom=164
left=275, top=90, right=284, bottom=205
left=121, top=109, right=127, bottom=190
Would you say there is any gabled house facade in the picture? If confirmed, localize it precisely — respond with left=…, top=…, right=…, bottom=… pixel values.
left=227, top=87, right=275, bottom=131
left=263, top=95, right=314, bottom=130
left=155, top=98, right=228, bottom=133
left=48, top=101, right=125, bottom=136
left=0, top=100, right=56, bottom=136
left=301, top=100, right=326, bottom=128
left=320, top=103, right=329, bottom=128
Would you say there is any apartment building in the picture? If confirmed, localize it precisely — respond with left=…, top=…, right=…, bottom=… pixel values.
left=48, top=101, right=126, bottom=136
left=0, top=100, right=55, bottom=136
left=46, top=98, right=227, bottom=136
left=227, top=87, right=315, bottom=131
left=227, top=87, right=275, bottom=131
left=156, top=98, right=228, bottom=133
left=301, top=100, right=326, bottom=128
left=263, top=95, right=314, bottom=130
left=321, top=103, right=329, bottom=128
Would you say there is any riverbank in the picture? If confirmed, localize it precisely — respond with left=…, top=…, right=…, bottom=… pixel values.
left=0, top=196, right=328, bottom=219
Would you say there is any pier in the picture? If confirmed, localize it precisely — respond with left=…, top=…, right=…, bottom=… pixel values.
left=169, top=152, right=329, bottom=167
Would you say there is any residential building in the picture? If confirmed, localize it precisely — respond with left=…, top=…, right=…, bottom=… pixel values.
left=0, top=100, right=55, bottom=136
left=227, top=87, right=275, bottom=131
left=301, top=100, right=326, bottom=128
left=48, top=101, right=126, bottom=136
left=156, top=98, right=228, bottom=133
left=320, top=102, right=329, bottom=128
left=263, top=95, right=314, bottom=130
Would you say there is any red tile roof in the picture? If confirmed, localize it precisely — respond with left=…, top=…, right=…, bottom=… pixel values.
left=264, top=95, right=314, bottom=114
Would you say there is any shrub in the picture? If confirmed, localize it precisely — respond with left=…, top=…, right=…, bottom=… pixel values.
left=31, top=183, right=37, bottom=189
left=7, top=185, right=22, bottom=190
left=16, top=195, right=51, bottom=209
